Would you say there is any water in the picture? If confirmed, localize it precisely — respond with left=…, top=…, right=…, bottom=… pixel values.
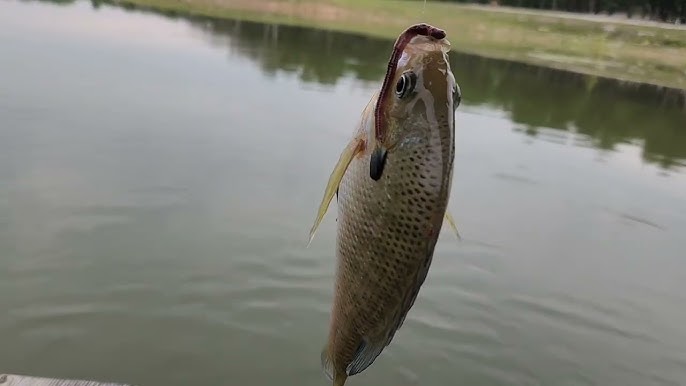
left=1, top=1, right=686, bottom=385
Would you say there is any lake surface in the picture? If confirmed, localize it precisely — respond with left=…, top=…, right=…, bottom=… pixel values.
left=1, top=1, right=686, bottom=385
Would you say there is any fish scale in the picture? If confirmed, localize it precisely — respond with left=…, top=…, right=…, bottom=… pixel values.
left=328, top=118, right=454, bottom=376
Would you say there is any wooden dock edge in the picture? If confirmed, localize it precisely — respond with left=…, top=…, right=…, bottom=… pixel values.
left=0, top=374, right=132, bottom=386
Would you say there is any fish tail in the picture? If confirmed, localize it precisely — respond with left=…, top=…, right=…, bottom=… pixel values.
left=333, top=373, right=348, bottom=386
left=321, top=345, right=348, bottom=386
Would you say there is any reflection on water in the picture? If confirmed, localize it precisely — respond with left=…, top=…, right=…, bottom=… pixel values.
left=111, top=3, right=686, bottom=171
left=191, top=18, right=394, bottom=85
left=2, top=2, right=686, bottom=386
left=211, top=21, right=686, bottom=169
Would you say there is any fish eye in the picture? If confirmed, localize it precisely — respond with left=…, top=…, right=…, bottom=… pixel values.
left=395, top=71, right=416, bottom=99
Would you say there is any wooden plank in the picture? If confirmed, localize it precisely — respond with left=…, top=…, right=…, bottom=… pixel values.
left=0, top=374, right=132, bottom=386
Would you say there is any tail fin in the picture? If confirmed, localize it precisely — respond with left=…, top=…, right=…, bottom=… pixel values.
left=322, top=345, right=348, bottom=386
left=333, top=374, right=348, bottom=386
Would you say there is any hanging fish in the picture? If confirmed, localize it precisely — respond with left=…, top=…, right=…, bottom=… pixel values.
left=308, top=23, right=462, bottom=386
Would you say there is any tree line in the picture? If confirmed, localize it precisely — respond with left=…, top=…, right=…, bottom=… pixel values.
left=33, top=0, right=686, bottom=24
left=31, top=0, right=686, bottom=168
left=181, top=14, right=685, bottom=169
left=434, top=0, right=686, bottom=23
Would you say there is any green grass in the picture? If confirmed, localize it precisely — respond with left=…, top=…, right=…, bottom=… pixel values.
left=116, top=0, right=686, bottom=89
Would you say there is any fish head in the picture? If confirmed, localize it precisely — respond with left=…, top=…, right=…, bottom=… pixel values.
left=370, top=23, right=460, bottom=181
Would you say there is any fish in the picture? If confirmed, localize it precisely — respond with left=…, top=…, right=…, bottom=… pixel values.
left=308, top=23, right=461, bottom=386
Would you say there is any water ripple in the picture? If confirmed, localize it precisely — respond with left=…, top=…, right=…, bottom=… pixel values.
left=504, top=293, right=658, bottom=344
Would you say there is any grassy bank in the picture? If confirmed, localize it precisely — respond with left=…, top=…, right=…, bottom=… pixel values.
left=116, top=0, right=686, bottom=89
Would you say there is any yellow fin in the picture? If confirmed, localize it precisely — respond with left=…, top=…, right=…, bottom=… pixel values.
left=444, top=210, right=462, bottom=240
left=308, top=138, right=364, bottom=247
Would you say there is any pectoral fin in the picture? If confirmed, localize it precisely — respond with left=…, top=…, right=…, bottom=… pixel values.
left=444, top=210, right=462, bottom=240
left=308, top=138, right=365, bottom=246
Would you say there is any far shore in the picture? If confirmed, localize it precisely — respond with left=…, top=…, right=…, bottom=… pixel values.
left=116, top=0, right=686, bottom=90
